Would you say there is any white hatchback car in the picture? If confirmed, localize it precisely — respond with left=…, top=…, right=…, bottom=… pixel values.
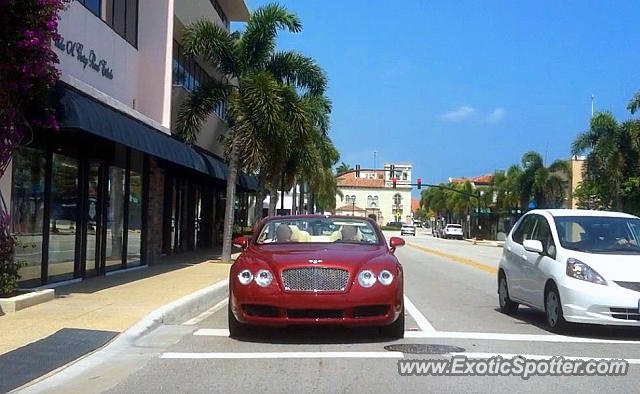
left=498, top=209, right=640, bottom=332
left=401, top=224, right=416, bottom=236
left=444, top=224, right=464, bottom=240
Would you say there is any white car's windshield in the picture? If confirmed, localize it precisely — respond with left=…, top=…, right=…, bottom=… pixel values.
left=554, top=216, right=640, bottom=254
left=257, top=217, right=379, bottom=245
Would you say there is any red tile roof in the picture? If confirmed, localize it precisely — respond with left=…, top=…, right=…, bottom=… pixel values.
left=336, top=171, right=385, bottom=188
left=450, top=174, right=493, bottom=186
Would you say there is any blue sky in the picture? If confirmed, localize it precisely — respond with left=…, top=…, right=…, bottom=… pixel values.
left=242, top=0, right=640, bottom=190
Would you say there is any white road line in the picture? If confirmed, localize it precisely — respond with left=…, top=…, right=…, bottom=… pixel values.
left=183, top=298, right=229, bottom=326
left=405, top=330, right=640, bottom=344
left=160, top=351, right=404, bottom=359
left=194, top=328, right=640, bottom=344
left=451, top=352, right=640, bottom=364
left=194, top=328, right=230, bottom=336
left=403, top=295, right=436, bottom=333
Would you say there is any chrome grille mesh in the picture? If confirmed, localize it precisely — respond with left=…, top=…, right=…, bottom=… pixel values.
left=281, top=267, right=349, bottom=292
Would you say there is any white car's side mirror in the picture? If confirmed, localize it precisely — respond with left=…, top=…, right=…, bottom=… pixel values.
left=523, top=239, right=544, bottom=254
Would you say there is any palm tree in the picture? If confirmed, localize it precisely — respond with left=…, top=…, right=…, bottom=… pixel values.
left=515, top=151, right=569, bottom=209
left=628, top=90, right=640, bottom=115
left=176, top=4, right=327, bottom=263
left=336, top=162, right=352, bottom=175
left=572, top=112, right=634, bottom=210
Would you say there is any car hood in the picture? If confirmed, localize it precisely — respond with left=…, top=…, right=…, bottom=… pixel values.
left=244, top=243, right=390, bottom=272
left=567, top=251, right=640, bottom=282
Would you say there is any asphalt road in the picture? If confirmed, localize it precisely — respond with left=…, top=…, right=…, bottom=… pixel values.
left=49, top=231, right=640, bottom=393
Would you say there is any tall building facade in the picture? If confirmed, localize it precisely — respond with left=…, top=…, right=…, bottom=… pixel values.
left=335, top=164, right=413, bottom=224
left=0, top=0, right=254, bottom=287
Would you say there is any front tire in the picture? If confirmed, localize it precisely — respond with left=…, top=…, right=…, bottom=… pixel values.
left=545, top=284, right=568, bottom=333
left=380, top=306, right=405, bottom=339
left=498, top=274, right=519, bottom=315
left=228, top=300, right=247, bottom=338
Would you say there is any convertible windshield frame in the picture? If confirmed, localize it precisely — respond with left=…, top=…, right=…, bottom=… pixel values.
left=254, top=217, right=383, bottom=246
left=553, top=215, right=640, bottom=255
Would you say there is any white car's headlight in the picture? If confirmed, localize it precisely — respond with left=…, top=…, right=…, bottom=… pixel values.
left=255, top=269, right=273, bottom=287
left=237, top=269, right=253, bottom=285
left=358, top=270, right=377, bottom=288
left=378, top=270, right=394, bottom=285
left=566, top=258, right=607, bottom=285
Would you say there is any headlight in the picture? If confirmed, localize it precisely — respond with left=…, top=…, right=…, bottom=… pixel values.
left=254, top=269, right=273, bottom=287
left=358, top=270, right=377, bottom=288
left=566, top=258, right=607, bottom=285
left=237, top=269, right=253, bottom=285
left=378, top=270, right=394, bottom=285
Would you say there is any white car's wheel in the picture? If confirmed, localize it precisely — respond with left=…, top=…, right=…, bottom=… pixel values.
left=545, top=284, right=568, bottom=333
left=498, top=273, right=519, bottom=315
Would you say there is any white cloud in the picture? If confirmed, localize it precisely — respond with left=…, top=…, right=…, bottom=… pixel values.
left=487, top=107, right=505, bottom=123
left=439, top=106, right=475, bottom=122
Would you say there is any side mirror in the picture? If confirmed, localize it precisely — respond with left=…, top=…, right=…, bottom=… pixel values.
left=389, top=236, right=405, bottom=253
left=233, top=236, right=248, bottom=250
left=523, top=239, right=544, bottom=254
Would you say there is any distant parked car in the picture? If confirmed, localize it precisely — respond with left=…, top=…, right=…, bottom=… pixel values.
left=444, top=224, right=464, bottom=240
left=401, top=224, right=416, bottom=236
left=386, top=221, right=403, bottom=228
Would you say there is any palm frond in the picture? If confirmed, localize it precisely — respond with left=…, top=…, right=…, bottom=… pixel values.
left=182, top=20, right=238, bottom=77
left=267, top=51, right=327, bottom=95
left=241, top=3, right=302, bottom=69
left=628, top=90, right=640, bottom=115
left=176, top=81, right=231, bottom=144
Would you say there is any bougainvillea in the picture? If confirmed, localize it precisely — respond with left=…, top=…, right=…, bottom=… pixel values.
left=0, top=0, right=67, bottom=295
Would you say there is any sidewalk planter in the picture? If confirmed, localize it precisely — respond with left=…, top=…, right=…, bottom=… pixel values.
left=0, top=289, right=54, bottom=314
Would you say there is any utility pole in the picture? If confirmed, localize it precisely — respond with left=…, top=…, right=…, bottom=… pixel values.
left=373, top=150, right=377, bottom=170
left=591, top=94, right=595, bottom=117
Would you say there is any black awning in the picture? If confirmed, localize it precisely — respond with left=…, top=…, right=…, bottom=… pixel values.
left=56, top=83, right=257, bottom=191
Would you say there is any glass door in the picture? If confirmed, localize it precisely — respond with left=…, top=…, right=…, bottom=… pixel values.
left=84, top=161, right=101, bottom=277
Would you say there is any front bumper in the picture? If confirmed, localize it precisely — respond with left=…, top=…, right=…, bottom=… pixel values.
left=230, top=281, right=403, bottom=327
left=560, top=278, right=640, bottom=326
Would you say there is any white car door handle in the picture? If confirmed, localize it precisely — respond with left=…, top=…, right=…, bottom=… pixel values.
left=521, top=254, right=528, bottom=261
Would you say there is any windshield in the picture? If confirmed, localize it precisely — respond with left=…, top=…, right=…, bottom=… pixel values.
left=256, top=217, right=380, bottom=245
left=554, top=216, right=640, bottom=254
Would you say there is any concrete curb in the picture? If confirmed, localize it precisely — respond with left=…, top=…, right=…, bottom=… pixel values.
left=14, top=279, right=229, bottom=393
left=120, top=279, right=229, bottom=344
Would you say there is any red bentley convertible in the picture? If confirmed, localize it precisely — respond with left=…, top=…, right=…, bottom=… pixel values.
left=229, top=215, right=406, bottom=338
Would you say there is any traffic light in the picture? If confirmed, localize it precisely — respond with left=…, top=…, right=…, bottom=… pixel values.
left=392, top=177, right=397, bottom=188
left=355, top=164, right=361, bottom=178
left=417, top=178, right=422, bottom=189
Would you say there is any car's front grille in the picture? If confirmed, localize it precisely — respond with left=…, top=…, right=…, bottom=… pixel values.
left=615, top=281, right=640, bottom=292
left=610, top=307, right=640, bottom=320
left=287, top=309, right=344, bottom=319
left=281, top=267, right=349, bottom=292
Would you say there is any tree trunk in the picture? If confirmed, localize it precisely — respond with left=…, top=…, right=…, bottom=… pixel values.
left=268, top=173, right=279, bottom=216
left=291, top=176, right=297, bottom=215
left=298, top=180, right=305, bottom=213
left=221, top=141, right=239, bottom=264
left=310, top=192, right=316, bottom=214
left=252, top=182, right=267, bottom=225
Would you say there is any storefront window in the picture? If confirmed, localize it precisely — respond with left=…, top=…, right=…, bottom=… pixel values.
left=48, top=153, right=79, bottom=281
left=11, top=147, right=46, bottom=284
left=106, top=166, right=125, bottom=270
left=85, top=162, right=100, bottom=276
left=127, top=153, right=143, bottom=265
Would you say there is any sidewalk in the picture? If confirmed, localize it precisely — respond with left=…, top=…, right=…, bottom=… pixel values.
left=0, top=249, right=232, bottom=356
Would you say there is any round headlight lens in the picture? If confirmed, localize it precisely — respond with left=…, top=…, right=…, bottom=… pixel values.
left=378, top=270, right=394, bottom=285
left=358, top=270, right=377, bottom=288
left=237, top=269, right=253, bottom=285
left=255, top=269, right=273, bottom=287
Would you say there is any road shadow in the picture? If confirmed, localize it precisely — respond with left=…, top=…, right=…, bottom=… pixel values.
left=493, top=307, right=640, bottom=340
left=231, top=324, right=396, bottom=345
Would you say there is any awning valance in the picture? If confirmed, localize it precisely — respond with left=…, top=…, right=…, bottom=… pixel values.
left=55, top=83, right=257, bottom=191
